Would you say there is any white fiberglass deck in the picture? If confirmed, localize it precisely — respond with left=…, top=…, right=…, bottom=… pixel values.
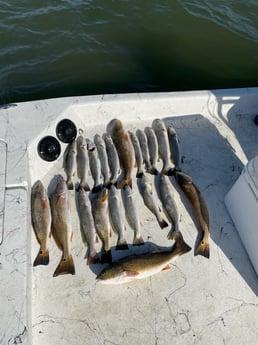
left=0, top=88, right=258, bottom=345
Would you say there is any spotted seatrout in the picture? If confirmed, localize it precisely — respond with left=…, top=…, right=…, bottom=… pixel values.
left=63, top=139, right=76, bottom=190
left=136, top=129, right=157, bottom=175
left=175, top=170, right=210, bottom=258
left=104, top=134, right=120, bottom=185
left=76, top=135, right=90, bottom=191
left=77, top=187, right=100, bottom=264
left=31, top=180, right=51, bottom=266
left=50, top=177, right=75, bottom=276
left=86, top=139, right=102, bottom=193
left=152, top=118, right=175, bottom=175
left=167, top=124, right=181, bottom=170
left=144, top=126, right=159, bottom=174
left=107, top=119, right=134, bottom=189
left=129, top=130, right=144, bottom=178
left=96, top=231, right=191, bottom=284
left=94, top=134, right=110, bottom=186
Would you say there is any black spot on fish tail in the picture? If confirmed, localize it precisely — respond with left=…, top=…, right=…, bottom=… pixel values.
left=101, top=249, right=112, bottom=264
left=92, top=184, right=104, bottom=193
left=33, top=248, right=49, bottom=266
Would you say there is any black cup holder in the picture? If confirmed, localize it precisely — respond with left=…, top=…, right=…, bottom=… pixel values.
left=56, top=119, right=77, bottom=143
left=37, top=136, right=61, bottom=162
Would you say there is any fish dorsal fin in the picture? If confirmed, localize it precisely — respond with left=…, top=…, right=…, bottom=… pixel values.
left=124, top=270, right=139, bottom=277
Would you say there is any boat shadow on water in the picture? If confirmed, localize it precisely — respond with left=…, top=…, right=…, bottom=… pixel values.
left=162, top=112, right=258, bottom=296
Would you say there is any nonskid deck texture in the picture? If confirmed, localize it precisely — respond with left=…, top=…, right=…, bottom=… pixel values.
left=0, top=89, right=258, bottom=345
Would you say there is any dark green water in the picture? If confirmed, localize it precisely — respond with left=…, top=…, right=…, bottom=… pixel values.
left=1, top=0, right=258, bottom=103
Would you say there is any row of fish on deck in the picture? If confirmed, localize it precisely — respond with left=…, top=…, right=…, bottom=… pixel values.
left=31, top=118, right=210, bottom=284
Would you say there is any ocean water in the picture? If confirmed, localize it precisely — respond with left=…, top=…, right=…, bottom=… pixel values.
left=1, top=0, right=258, bottom=103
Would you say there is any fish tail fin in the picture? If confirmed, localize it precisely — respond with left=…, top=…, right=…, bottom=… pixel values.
left=195, top=239, right=210, bottom=258
left=101, top=249, right=112, bottom=264
left=147, top=166, right=159, bottom=175
left=66, top=178, right=74, bottom=190
left=173, top=231, right=191, bottom=255
left=133, top=235, right=145, bottom=246
left=80, top=181, right=91, bottom=192
left=117, top=177, right=132, bottom=189
left=116, top=239, right=129, bottom=250
left=158, top=218, right=169, bottom=229
left=53, top=254, right=75, bottom=277
left=87, top=253, right=101, bottom=265
left=162, top=166, right=175, bottom=176
left=136, top=170, right=144, bottom=178
left=33, top=248, right=49, bottom=266
left=92, top=184, right=103, bottom=193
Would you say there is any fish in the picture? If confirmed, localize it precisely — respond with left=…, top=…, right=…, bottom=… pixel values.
left=167, top=124, right=181, bottom=170
left=144, top=126, right=159, bottom=174
left=121, top=185, right=144, bottom=245
left=91, top=187, right=112, bottom=263
left=128, top=131, right=144, bottom=178
left=174, top=170, right=210, bottom=258
left=63, top=139, right=76, bottom=190
left=77, top=187, right=100, bottom=264
left=96, top=230, right=191, bottom=284
left=31, top=180, right=51, bottom=266
left=152, top=118, right=175, bottom=175
left=107, top=119, right=134, bottom=189
left=136, top=129, right=157, bottom=175
left=158, top=173, right=180, bottom=239
left=137, top=174, right=168, bottom=229
left=76, top=135, right=90, bottom=191
left=50, top=177, right=75, bottom=276
left=94, top=134, right=110, bottom=186
left=108, top=184, right=128, bottom=250
left=86, top=139, right=102, bottom=193
left=104, top=134, right=120, bottom=185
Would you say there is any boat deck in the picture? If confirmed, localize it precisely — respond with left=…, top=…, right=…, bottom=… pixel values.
left=0, top=88, right=258, bottom=345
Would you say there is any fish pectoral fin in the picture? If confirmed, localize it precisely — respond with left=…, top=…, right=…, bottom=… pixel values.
left=41, top=197, right=47, bottom=209
left=124, top=270, right=139, bottom=277
left=161, top=264, right=171, bottom=271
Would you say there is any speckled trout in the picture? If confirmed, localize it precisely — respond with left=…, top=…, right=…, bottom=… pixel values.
left=144, top=126, right=159, bottom=174
left=31, top=180, right=51, bottom=266
left=76, top=135, right=90, bottom=191
left=50, top=177, right=75, bottom=276
left=175, top=170, right=210, bottom=258
left=63, top=139, right=76, bottom=190
left=129, top=130, right=144, bottom=178
left=94, top=134, right=110, bottom=186
left=96, top=231, right=191, bottom=284
left=167, top=124, right=181, bottom=170
left=136, top=129, right=157, bottom=175
left=104, top=134, right=120, bottom=185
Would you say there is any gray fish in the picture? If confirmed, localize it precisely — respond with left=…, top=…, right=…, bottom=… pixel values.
left=86, top=139, right=102, bottom=193
left=31, top=180, right=51, bottom=266
left=158, top=173, right=180, bottom=239
left=121, top=185, right=144, bottom=245
left=94, top=134, right=110, bottom=186
left=108, top=184, right=128, bottom=250
left=76, top=136, right=90, bottom=191
left=104, top=134, right=120, bottom=185
left=91, top=187, right=112, bottom=263
left=129, top=131, right=144, bottom=178
left=77, top=187, right=100, bottom=264
left=152, top=118, right=175, bottom=175
left=63, top=140, right=76, bottom=190
left=167, top=125, right=181, bottom=170
left=136, top=129, right=157, bottom=175
left=175, top=170, right=210, bottom=258
left=137, top=174, right=168, bottom=229
left=50, top=177, right=75, bottom=276
left=107, top=119, right=134, bottom=189
left=144, top=126, right=159, bottom=174
left=96, top=231, right=191, bottom=284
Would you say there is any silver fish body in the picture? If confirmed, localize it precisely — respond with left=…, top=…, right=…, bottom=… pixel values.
left=136, top=129, right=155, bottom=174
left=63, top=140, right=76, bottom=190
left=94, top=134, right=110, bottom=185
left=91, top=187, right=112, bottom=263
left=144, top=126, right=159, bottom=174
left=121, top=185, right=144, bottom=245
left=50, top=177, right=75, bottom=276
left=137, top=174, right=168, bottom=229
left=104, top=134, right=120, bottom=185
left=77, top=187, right=100, bottom=264
left=86, top=139, right=102, bottom=192
left=129, top=131, right=144, bottom=178
left=152, top=118, right=174, bottom=175
left=108, top=184, right=128, bottom=250
left=31, top=180, right=51, bottom=266
left=158, top=173, right=180, bottom=238
left=167, top=125, right=181, bottom=170
left=76, top=136, right=90, bottom=191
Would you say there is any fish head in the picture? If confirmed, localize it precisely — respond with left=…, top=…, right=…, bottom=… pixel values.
left=152, top=118, right=166, bottom=132
left=94, top=134, right=104, bottom=147
left=175, top=171, right=192, bottom=185
left=54, top=177, right=67, bottom=195
left=96, top=264, right=126, bottom=284
left=107, top=118, right=123, bottom=137
left=167, top=125, right=176, bottom=136
left=99, top=187, right=108, bottom=203
left=76, top=135, right=86, bottom=149
left=32, top=180, right=44, bottom=195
